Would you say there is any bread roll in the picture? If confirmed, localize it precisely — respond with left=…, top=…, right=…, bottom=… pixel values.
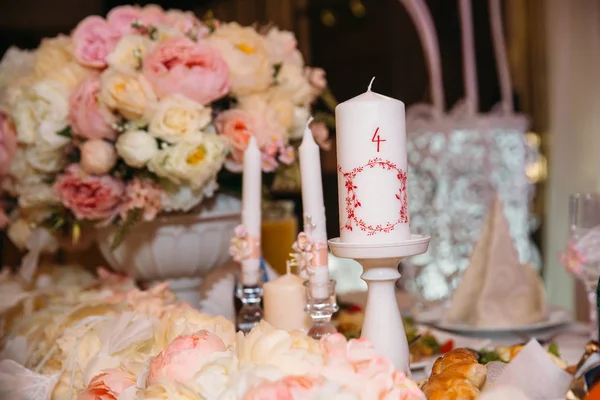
left=423, top=349, right=487, bottom=400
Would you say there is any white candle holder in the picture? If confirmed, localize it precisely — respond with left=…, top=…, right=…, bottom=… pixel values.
left=328, top=234, right=430, bottom=373
left=235, top=274, right=263, bottom=334
left=304, top=279, right=339, bottom=339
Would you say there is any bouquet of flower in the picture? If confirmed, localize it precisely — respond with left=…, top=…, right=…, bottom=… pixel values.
left=0, top=4, right=333, bottom=249
left=0, top=267, right=424, bottom=400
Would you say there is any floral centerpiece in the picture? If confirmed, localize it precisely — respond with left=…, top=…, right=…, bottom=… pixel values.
left=0, top=4, right=333, bottom=252
left=0, top=266, right=424, bottom=400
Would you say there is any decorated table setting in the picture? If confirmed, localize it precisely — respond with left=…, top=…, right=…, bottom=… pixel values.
left=2, top=0, right=600, bottom=400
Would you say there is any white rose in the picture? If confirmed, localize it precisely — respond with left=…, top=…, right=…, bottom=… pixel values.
left=209, top=23, right=272, bottom=96
left=25, top=142, right=68, bottom=173
left=13, top=79, right=70, bottom=147
left=7, top=218, right=32, bottom=250
left=80, top=139, right=117, bottom=175
left=290, top=106, right=311, bottom=140
left=106, top=35, right=155, bottom=74
left=159, top=183, right=205, bottom=212
left=274, top=63, right=313, bottom=105
left=149, top=94, right=211, bottom=143
left=147, top=134, right=226, bottom=190
left=188, top=354, right=238, bottom=399
left=116, top=130, right=159, bottom=168
left=264, top=27, right=304, bottom=67
left=0, top=46, right=35, bottom=111
left=100, top=69, right=157, bottom=121
left=154, top=24, right=186, bottom=41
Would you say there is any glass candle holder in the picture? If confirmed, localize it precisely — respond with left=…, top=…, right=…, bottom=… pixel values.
left=304, top=279, right=339, bottom=340
left=236, top=275, right=264, bottom=334
left=261, top=200, right=298, bottom=275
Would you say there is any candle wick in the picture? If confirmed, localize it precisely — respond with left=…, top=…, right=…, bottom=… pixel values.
left=305, top=116, right=314, bottom=130
left=368, top=76, right=376, bottom=91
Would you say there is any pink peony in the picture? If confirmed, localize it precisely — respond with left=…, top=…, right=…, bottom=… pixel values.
left=142, top=36, right=230, bottom=105
left=70, top=76, right=118, bottom=141
left=305, top=67, right=327, bottom=94
left=107, top=5, right=166, bottom=35
left=53, top=164, right=124, bottom=221
left=77, top=369, right=136, bottom=400
left=147, top=330, right=227, bottom=386
left=215, top=109, right=282, bottom=171
left=0, top=112, right=17, bottom=177
left=120, top=177, right=163, bottom=222
left=72, top=16, right=121, bottom=68
left=243, top=376, right=321, bottom=400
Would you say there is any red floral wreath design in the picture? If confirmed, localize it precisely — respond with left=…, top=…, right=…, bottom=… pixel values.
left=339, top=158, right=409, bottom=236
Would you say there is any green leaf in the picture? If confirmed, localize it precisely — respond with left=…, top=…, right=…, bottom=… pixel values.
left=57, top=126, right=72, bottom=138
left=111, top=208, right=143, bottom=250
left=273, top=63, right=282, bottom=79
left=548, top=343, right=561, bottom=358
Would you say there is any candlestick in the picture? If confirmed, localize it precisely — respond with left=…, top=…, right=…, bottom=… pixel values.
left=304, top=279, right=338, bottom=340
left=335, top=78, right=410, bottom=244
left=241, top=136, right=262, bottom=285
left=299, top=118, right=331, bottom=299
left=263, top=262, right=308, bottom=331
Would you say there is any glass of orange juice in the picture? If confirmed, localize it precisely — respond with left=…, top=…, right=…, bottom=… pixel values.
left=261, top=200, right=298, bottom=276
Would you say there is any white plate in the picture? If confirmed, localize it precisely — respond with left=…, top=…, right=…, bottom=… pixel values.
left=409, top=327, right=491, bottom=370
left=427, top=307, right=572, bottom=336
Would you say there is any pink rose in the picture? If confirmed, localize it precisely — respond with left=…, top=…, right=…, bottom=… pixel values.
left=72, top=16, right=121, bottom=68
left=78, top=369, right=136, bottom=400
left=107, top=5, right=166, bottom=35
left=53, top=164, right=124, bottom=220
left=142, top=36, right=230, bottom=105
left=244, top=376, right=321, bottom=400
left=310, top=122, right=331, bottom=151
left=215, top=109, right=282, bottom=172
left=305, top=67, right=327, bottom=94
left=147, top=330, right=227, bottom=386
left=0, top=112, right=17, bottom=177
left=70, top=76, right=117, bottom=141
left=80, top=139, right=117, bottom=175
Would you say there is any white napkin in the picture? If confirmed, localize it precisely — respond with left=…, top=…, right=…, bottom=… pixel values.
left=482, top=340, right=572, bottom=400
left=443, top=198, right=547, bottom=327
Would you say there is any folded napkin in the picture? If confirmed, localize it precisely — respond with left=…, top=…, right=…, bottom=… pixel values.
left=443, top=198, right=547, bottom=327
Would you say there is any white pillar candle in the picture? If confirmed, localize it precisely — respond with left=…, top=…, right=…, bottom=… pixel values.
left=241, top=136, right=262, bottom=285
left=299, top=118, right=330, bottom=299
left=263, top=268, right=308, bottom=331
left=335, top=78, right=410, bottom=244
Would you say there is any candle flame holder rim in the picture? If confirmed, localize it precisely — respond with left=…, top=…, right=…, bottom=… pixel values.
left=328, top=234, right=430, bottom=260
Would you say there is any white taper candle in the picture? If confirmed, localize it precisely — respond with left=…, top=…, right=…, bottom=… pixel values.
left=241, top=136, right=262, bottom=285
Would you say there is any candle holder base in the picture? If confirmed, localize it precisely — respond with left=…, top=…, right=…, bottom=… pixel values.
left=236, top=283, right=263, bottom=334
left=304, top=280, right=339, bottom=340
left=328, top=235, right=430, bottom=373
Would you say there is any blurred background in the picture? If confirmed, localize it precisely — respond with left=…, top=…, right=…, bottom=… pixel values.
left=1, top=0, right=598, bottom=317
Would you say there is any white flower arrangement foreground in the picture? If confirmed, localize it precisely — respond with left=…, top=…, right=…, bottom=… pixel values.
left=0, top=4, right=334, bottom=249
left=0, top=266, right=424, bottom=400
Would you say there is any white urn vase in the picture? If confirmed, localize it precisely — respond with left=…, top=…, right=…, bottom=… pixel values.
left=96, top=193, right=241, bottom=306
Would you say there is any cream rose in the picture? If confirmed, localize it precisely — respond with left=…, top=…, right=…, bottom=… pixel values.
left=32, top=35, right=73, bottom=78
left=115, top=130, right=159, bottom=168
left=148, top=94, right=211, bottom=143
left=46, top=61, right=93, bottom=90
left=208, top=22, right=272, bottom=96
left=264, top=27, right=304, bottom=67
left=142, top=379, right=203, bottom=400
left=0, top=47, right=35, bottom=111
left=147, top=134, right=226, bottom=190
left=290, top=106, right=310, bottom=140
left=17, top=181, right=60, bottom=209
left=106, top=35, right=155, bottom=74
left=13, top=79, right=70, bottom=148
left=7, top=218, right=32, bottom=250
left=100, top=69, right=157, bottom=121
left=274, top=63, right=313, bottom=105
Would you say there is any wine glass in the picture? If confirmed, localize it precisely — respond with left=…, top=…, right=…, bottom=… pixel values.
left=566, top=193, right=600, bottom=340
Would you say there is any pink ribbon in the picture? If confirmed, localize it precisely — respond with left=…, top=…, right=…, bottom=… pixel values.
left=246, top=236, right=261, bottom=259
left=311, top=243, right=328, bottom=267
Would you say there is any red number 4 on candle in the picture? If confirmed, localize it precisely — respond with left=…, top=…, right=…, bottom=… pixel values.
left=371, top=127, right=386, bottom=152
